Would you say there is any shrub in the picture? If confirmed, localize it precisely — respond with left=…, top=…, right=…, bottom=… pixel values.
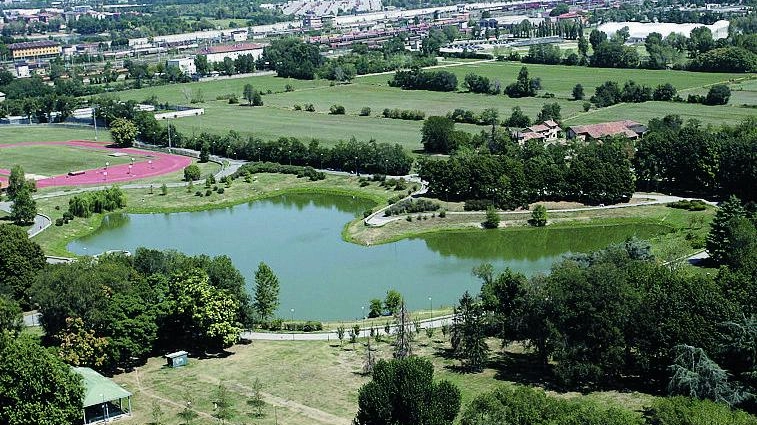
left=55, top=218, right=64, bottom=226
left=583, top=101, right=592, bottom=112
left=217, top=187, right=225, bottom=194
left=439, top=209, right=446, bottom=218
left=483, top=206, right=500, bottom=228
left=704, top=84, right=731, bottom=105
left=160, top=183, right=168, bottom=196
left=205, top=189, right=212, bottom=196
left=359, top=107, right=371, bottom=116
left=293, top=104, right=302, bottom=111
left=464, top=199, right=493, bottom=211
left=195, top=191, right=203, bottom=196
left=285, top=84, right=294, bottom=92
left=304, top=103, right=315, bottom=112
left=384, top=199, right=441, bottom=216
left=330, top=104, right=346, bottom=115
left=667, top=199, right=707, bottom=211
left=228, top=94, right=238, bottom=104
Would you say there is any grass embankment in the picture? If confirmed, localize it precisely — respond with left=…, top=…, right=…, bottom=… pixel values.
left=114, top=333, right=655, bottom=425
left=346, top=201, right=714, bottom=262
left=33, top=173, right=399, bottom=257
left=112, top=61, right=754, bottom=149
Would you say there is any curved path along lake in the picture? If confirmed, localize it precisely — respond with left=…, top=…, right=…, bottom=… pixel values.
left=68, top=194, right=669, bottom=320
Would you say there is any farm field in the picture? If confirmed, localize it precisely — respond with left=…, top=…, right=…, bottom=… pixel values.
left=113, top=61, right=754, bottom=147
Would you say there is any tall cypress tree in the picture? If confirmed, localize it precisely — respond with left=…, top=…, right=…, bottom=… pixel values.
left=253, top=262, right=280, bottom=322
left=707, top=195, right=746, bottom=265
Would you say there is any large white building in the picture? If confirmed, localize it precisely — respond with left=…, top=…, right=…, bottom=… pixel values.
left=197, top=43, right=267, bottom=64
left=166, top=57, right=196, bottom=75
left=598, top=20, right=730, bottom=42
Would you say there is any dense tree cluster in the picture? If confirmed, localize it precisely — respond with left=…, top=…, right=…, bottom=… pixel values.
left=320, top=47, right=437, bottom=80
left=389, top=67, right=458, bottom=92
left=0, top=225, right=45, bottom=308
left=419, top=138, right=635, bottom=207
left=67, top=187, right=126, bottom=218
left=634, top=116, right=756, bottom=200
left=31, top=248, right=255, bottom=372
left=257, top=38, right=323, bottom=80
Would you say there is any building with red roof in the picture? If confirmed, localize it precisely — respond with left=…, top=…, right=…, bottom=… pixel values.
left=567, top=120, right=647, bottom=141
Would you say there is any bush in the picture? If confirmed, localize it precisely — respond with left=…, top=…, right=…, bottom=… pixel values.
left=195, top=190, right=203, bottom=196
left=704, top=84, right=731, bottom=106
left=667, top=199, right=708, bottom=211
left=293, top=104, right=302, bottom=111
left=583, top=101, right=592, bottom=112
left=285, top=84, right=294, bottom=92
left=217, top=187, right=225, bottom=194
left=482, top=205, right=500, bottom=229
left=384, top=199, right=441, bottom=216
left=183, top=164, right=201, bottom=181
left=304, top=103, right=316, bottom=112
left=464, top=199, right=494, bottom=211
left=55, top=218, right=64, bottom=226
left=439, top=209, right=446, bottom=218
left=359, top=107, right=371, bottom=116
left=329, top=104, right=346, bottom=115
left=205, top=189, right=212, bottom=196
left=228, top=94, right=238, bottom=104
left=382, top=108, right=425, bottom=120
left=67, top=187, right=126, bottom=218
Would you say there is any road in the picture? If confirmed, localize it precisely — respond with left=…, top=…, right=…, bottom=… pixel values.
left=0, top=201, right=52, bottom=237
left=241, top=315, right=454, bottom=341
left=364, top=192, right=719, bottom=227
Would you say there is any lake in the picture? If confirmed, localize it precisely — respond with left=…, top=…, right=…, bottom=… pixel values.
left=68, top=193, right=669, bottom=320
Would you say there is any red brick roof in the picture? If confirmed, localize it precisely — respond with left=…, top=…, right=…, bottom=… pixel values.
left=568, top=120, right=642, bottom=139
left=199, top=43, right=266, bottom=54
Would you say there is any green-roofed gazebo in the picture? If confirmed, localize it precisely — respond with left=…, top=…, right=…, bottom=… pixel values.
left=73, top=367, right=132, bottom=424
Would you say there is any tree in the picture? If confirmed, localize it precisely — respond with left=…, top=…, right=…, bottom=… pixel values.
left=0, top=295, right=22, bottom=333
left=213, top=382, right=235, bottom=424
left=704, top=84, right=731, bottom=106
left=721, top=217, right=757, bottom=272
left=589, top=29, right=607, bottom=51
left=482, top=206, right=499, bottom=229
left=384, top=290, right=402, bottom=316
left=504, top=66, right=537, bottom=98
left=393, top=302, right=413, bottom=359
left=354, top=357, right=461, bottom=425
left=6, top=165, right=27, bottom=201
left=421, top=116, right=461, bottom=154
left=572, top=83, right=585, bottom=100
left=183, top=164, right=201, bottom=181
left=536, top=102, right=561, bottom=122
left=0, top=333, right=84, bottom=425
left=0, top=225, right=45, bottom=306
left=504, top=106, right=531, bottom=128
left=110, top=118, right=138, bottom=148
left=253, top=262, right=280, bottom=322
left=549, top=4, right=569, bottom=16
left=591, top=81, right=622, bottom=107
left=653, top=83, right=677, bottom=101
left=10, top=185, right=36, bottom=226
left=199, top=143, right=210, bottom=163
left=177, top=391, right=199, bottom=424
left=529, top=204, right=547, bottom=226
left=259, top=38, right=323, bottom=80
left=578, top=36, right=589, bottom=60
left=252, top=90, right=263, bottom=106
left=55, top=317, right=110, bottom=368
left=194, top=55, right=210, bottom=75
left=243, top=84, right=255, bottom=105
left=451, top=291, right=488, bottom=372
left=707, top=196, right=746, bottom=265
left=368, top=298, right=383, bottom=318
left=168, top=270, right=242, bottom=351
left=668, top=344, right=748, bottom=406
left=246, top=378, right=266, bottom=417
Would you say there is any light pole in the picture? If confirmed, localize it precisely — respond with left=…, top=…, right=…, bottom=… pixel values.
left=128, top=164, right=132, bottom=175
left=92, top=104, right=98, bottom=141
left=429, top=296, right=433, bottom=319
left=290, top=308, right=295, bottom=340
left=288, top=150, right=292, bottom=166
left=105, top=161, right=109, bottom=171
left=354, top=156, right=358, bottom=175
left=361, top=305, right=365, bottom=321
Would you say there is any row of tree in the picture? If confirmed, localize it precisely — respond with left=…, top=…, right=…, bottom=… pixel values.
left=418, top=137, right=635, bottom=207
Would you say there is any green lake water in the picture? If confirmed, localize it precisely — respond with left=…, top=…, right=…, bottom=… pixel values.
left=68, top=194, right=670, bottom=320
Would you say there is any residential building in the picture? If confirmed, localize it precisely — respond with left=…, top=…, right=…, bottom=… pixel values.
left=567, top=120, right=647, bottom=141
left=7, top=40, right=61, bottom=59
left=166, top=57, right=196, bottom=75
left=231, top=29, right=248, bottom=42
left=197, top=43, right=267, bottom=64
left=514, top=120, right=561, bottom=144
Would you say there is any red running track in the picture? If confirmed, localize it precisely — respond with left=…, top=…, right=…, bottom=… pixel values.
left=0, top=141, right=192, bottom=188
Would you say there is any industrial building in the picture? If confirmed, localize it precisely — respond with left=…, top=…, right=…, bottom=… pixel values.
left=7, top=40, right=61, bottom=59
left=597, top=20, right=730, bottom=42
left=197, top=43, right=267, bottom=64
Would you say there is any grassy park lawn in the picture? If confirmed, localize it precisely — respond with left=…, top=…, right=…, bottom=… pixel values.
left=346, top=203, right=714, bottom=263
left=0, top=125, right=107, bottom=144
left=0, top=144, right=146, bottom=177
left=113, top=333, right=656, bottom=425
left=111, top=61, right=753, bottom=147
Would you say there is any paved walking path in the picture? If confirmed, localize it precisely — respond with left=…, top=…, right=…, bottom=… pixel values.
left=241, top=315, right=454, bottom=341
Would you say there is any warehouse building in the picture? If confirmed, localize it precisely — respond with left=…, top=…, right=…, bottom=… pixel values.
left=7, top=40, right=61, bottom=59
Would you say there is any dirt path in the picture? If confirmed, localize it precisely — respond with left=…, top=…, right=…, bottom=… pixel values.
left=195, top=373, right=351, bottom=425
left=132, top=368, right=216, bottom=420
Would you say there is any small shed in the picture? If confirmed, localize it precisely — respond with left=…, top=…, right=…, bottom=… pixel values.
left=73, top=367, right=132, bottom=424
left=165, top=350, right=188, bottom=368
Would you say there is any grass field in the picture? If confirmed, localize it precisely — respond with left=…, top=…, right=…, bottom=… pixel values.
left=0, top=144, right=148, bottom=176
left=113, top=61, right=754, bottom=148
left=0, top=125, right=106, bottom=144
left=112, top=334, right=656, bottom=425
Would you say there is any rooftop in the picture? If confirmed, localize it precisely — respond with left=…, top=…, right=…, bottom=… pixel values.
left=568, top=120, right=643, bottom=139
left=199, top=42, right=267, bottom=54
left=73, top=367, right=132, bottom=408
left=8, top=40, right=60, bottom=50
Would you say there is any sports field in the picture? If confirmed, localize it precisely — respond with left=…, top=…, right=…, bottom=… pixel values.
left=0, top=125, right=107, bottom=144
left=115, top=61, right=754, bottom=149
left=0, top=141, right=192, bottom=188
